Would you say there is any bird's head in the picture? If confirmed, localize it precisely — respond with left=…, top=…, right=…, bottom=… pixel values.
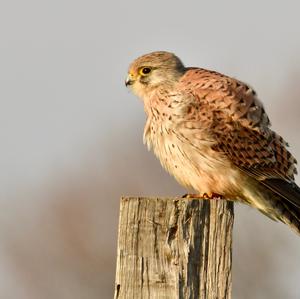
left=125, top=51, right=185, bottom=98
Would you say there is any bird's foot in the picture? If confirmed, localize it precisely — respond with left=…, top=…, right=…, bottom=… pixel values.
left=203, top=192, right=224, bottom=199
left=182, top=193, right=202, bottom=199
left=182, top=193, right=224, bottom=199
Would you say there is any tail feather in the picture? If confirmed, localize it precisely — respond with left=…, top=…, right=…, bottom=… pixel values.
left=275, top=198, right=300, bottom=235
left=259, top=179, right=300, bottom=235
left=261, top=178, right=300, bottom=209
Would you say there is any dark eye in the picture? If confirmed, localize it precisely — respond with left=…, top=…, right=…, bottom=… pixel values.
left=140, top=67, right=152, bottom=75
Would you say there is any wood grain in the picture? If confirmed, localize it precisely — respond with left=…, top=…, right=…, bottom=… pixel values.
left=114, top=197, right=233, bottom=299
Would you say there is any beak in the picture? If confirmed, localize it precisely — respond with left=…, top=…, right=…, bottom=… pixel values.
left=125, top=74, right=135, bottom=87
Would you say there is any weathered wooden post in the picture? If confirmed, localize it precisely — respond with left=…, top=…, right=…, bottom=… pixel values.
left=114, top=197, right=233, bottom=299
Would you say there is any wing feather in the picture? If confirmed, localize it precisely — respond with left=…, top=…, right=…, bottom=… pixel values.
left=179, top=68, right=299, bottom=206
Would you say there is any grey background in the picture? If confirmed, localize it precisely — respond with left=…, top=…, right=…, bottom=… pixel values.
left=0, top=0, right=300, bottom=298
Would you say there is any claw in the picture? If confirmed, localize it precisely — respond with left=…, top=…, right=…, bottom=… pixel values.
left=182, top=193, right=224, bottom=199
left=203, top=192, right=224, bottom=199
left=182, top=194, right=202, bottom=199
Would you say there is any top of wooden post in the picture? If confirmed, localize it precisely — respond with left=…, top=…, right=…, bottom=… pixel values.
left=115, top=197, right=234, bottom=299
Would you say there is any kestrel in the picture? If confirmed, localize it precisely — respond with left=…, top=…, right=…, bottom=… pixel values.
left=125, top=51, right=300, bottom=235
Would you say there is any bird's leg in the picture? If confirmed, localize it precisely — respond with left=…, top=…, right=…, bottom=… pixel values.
left=182, top=192, right=224, bottom=199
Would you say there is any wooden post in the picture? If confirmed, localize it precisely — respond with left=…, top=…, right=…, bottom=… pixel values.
left=114, top=197, right=234, bottom=299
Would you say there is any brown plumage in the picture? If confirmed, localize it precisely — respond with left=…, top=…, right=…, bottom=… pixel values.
left=125, top=51, right=300, bottom=235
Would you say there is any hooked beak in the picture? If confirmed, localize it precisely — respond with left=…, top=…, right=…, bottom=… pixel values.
left=125, top=74, right=135, bottom=87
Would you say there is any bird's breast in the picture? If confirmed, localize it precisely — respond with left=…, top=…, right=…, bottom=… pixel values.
left=143, top=115, right=241, bottom=195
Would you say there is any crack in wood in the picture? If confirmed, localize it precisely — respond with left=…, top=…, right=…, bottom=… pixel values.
left=114, top=197, right=233, bottom=299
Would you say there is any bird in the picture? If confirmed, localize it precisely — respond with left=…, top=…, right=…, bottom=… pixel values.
left=125, top=51, right=300, bottom=235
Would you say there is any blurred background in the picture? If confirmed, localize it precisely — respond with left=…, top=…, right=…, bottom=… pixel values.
left=0, top=1, right=300, bottom=298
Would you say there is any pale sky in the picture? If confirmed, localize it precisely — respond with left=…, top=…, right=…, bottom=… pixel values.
left=0, top=1, right=300, bottom=298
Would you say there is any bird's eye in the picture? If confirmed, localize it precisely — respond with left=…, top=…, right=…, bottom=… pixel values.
left=140, top=67, right=152, bottom=75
